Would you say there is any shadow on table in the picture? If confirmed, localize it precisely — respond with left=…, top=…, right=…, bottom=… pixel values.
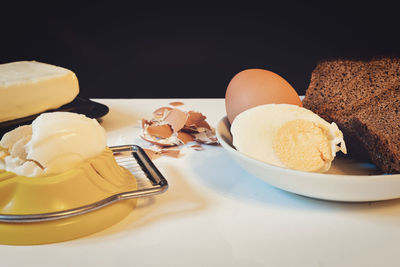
left=100, top=108, right=140, bottom=133
left=83, top=163, right=209, bottom=242
left=188, top=146, right=400, bottom=224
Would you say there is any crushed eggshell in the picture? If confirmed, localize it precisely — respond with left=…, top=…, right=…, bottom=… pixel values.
left=140, top=104, right=219, bottom=159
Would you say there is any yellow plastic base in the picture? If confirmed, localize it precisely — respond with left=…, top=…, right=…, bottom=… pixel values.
left=0, top=199, right=136, bottom=245
left=0, top=148, right=137, bottom=245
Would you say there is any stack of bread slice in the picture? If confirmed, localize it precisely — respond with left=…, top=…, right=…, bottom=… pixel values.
left=303, top=57, right=400, bottom=173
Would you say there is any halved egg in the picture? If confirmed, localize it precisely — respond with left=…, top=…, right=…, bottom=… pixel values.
left=231, top=104, right=347, bottom=173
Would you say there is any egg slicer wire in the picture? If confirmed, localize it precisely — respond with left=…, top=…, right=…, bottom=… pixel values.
left=0, top=145, right=168, bottom=223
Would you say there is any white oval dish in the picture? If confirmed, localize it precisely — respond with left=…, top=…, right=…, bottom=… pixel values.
left=216, top=116, right=400, bottom=202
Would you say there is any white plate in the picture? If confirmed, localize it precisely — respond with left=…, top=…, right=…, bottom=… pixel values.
left=216, top=116, right=400, bottom=202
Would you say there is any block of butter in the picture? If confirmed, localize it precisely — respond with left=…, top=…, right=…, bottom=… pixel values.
left=0, top=61, right=79, bottom=123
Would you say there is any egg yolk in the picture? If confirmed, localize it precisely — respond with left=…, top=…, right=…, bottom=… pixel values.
left=272, top=120, right=333, bottom=172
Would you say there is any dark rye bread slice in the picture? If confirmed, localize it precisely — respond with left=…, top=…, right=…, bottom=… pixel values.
left=302, top=60, right=369, bottom=159
left=303, top=57, right=400, bottom=172
left=350, top=87, right=400, bottom=173
left=303, top=57, right=400, bottom=125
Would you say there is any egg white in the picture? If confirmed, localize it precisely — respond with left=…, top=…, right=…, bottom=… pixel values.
left=231, top=104, right=346, bottom=171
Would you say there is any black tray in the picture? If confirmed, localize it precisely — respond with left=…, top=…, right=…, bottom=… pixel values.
left=0, top=96, right=109, bottom=137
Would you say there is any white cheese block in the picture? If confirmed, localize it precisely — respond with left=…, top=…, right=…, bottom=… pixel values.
left=0, top=61, right=79, bottom=123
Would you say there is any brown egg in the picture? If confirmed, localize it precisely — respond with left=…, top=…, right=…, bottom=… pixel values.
left=225, top=69, right=302, bottom=123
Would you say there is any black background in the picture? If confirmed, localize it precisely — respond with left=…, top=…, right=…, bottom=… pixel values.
left=2, top=4, right=400, bottom=98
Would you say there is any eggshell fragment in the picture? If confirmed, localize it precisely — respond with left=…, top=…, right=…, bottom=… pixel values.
left=140, top=135, right=177, bottom=147
left=181, top=125, right=199, bottom=133
left=160, top=149, right=180, bottom=158
left=191, top=144, right=204, bottom=151
left=141, top=119, right=151, bottom=129
left=143, top=148, right=160, bottom=160
left=146, top=124, right=173, bottom=139
left=169, top=101, right=185, bottom=107
left=163, top=109, right=188, bottom=132
left=194, top=131, right=218, bottom=145
left=185, top=111, right=207, bottom=127
left=153, top=107, right=173, bottom=119
left=195, top=120, right=211, bottom=130
left=177, top=131, right=195, bottom=144
left=143, top=148, right=180, bottom=160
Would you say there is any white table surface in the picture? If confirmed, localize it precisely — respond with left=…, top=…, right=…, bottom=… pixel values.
left=2, top=98, right=400, bottom=267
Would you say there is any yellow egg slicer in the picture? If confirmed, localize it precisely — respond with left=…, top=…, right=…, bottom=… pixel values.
left=0, top=145, right=168, bottom=245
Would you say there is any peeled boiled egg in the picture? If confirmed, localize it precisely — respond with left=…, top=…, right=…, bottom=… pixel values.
left=231, top=104, right=347, bottom=172
left=225, top=68, right=302, bottom=123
